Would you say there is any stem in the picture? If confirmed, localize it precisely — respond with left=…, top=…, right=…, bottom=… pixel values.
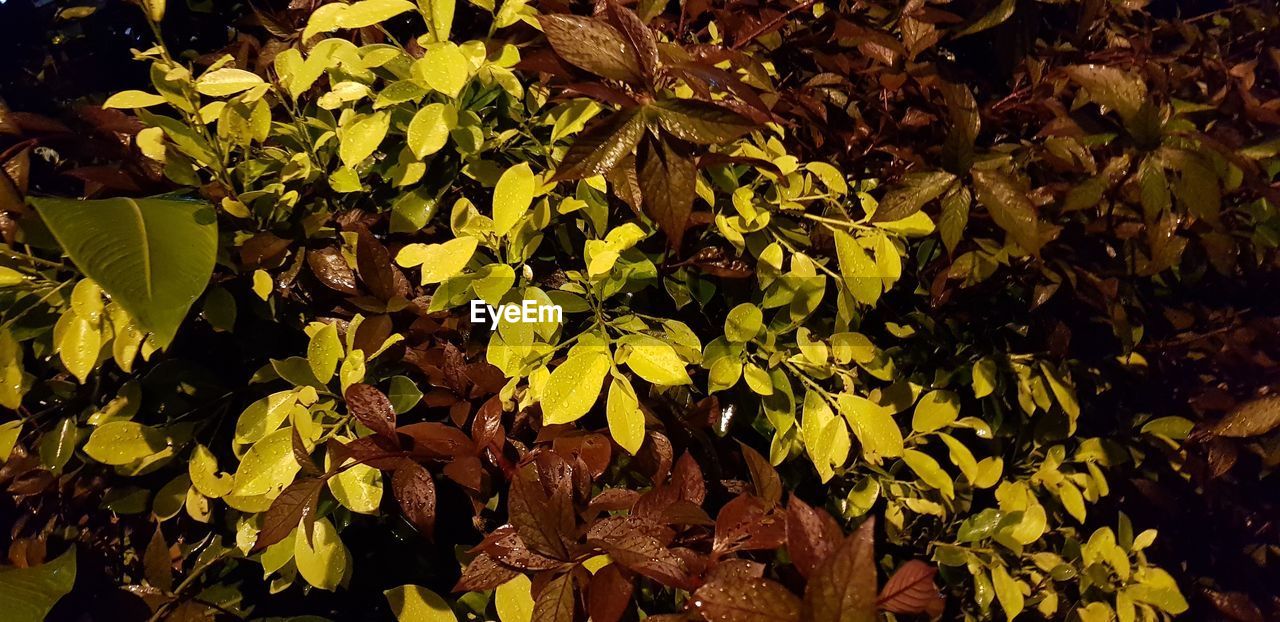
left=0, top=247, right=68, bottom=270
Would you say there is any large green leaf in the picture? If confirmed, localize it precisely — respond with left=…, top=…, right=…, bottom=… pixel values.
left=31, top=196, right=217, bottom=347
left=0, top=546, right=77, bottom=622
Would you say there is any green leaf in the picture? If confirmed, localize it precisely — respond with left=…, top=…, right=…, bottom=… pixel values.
left=0, top=546, right=76, bottom=622
left=417, top=0, right=455, bottom=42
left=495, top=575, right=534, bottom=622
left=838, top=394, right=902, bottom=462
left=102, top=90, right=168, bottom=109
left=1065, top=65, right=1147, bottom=123
left=833, top=230, right=881, bottom=306
left=386, top=584, right=458, bottom=622
left=388, top=375, right=424, bottom=414
left=83, top=421, right=168, bottom=465
left=971, top=169, right=1055, bottom=257
left=195, top=68, right=265, bottom=97
left=542, top=351, right=610, bottom=424
left=871, top=171, right=957, bottom=223
left=340, top=112, right=391, bottom=167
left=650, top=100, right=755, bottom=145
left=912, top=390, right=960, bottom=433
left=619, top=334, right=691, bottom=386
left=536, top=14, right=641, bottom=82
left=724, top=304, right=763, bottom=343
left=189, top=443, right=233, bottom=498
left=308, top=323, right=342, bottom=384
left=294, top=517, right=349, bottom=591
left=957, top=0, right=1015, bottom=36
left=395, top=237, right=477, bottom=284
left=972, top=358, right=997, bottom=398
left=407, top=103, right=453, bottom=158
left=32, top=197, right=217, bottom=347
left=328, top=455, right=384, bottom=514
left=552, top=108, right=646, bottom=181
left=335, top=0, right=415, bottom=28
left=0, top=420, right=22, bottom=463
left=492, top=163, right=535, bottom=237
left=606, top=374, right=645, bottom=455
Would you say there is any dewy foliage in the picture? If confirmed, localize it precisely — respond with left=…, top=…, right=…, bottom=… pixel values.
left=0, top=0, right=1279, bottom=620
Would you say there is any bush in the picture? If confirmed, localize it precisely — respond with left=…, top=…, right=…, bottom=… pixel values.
left=1, top=0, right=1278, bottom=620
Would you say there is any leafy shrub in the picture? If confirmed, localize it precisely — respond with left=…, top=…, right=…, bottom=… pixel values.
left=1, top=0, right=1278, bottom=620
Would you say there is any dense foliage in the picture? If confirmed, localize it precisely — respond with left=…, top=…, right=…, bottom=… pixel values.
left=1, top=0, right=1278, bottom=620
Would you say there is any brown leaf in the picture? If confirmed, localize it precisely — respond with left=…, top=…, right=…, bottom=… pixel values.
left=1203, top=589, right=1264, bottom=622
left=398, top=422, right=476, bottom=460
left=454, top=552, right=520, bottom=592
left=639, top=135, right=697, bottom=249
left=604, top=0, right=659, bottom=85
left=306, top=248, right=360, bottom=295
left=253, top=477, right=325, bottom=553
left=692, top=576, right=802, bottom=622
left=143, top=524, right=173, bottom=593
left=532, top=572, right=577, bottom=622
left=588, top=563, right=634, bottom=622
left=651, top=99, right=756, bottom=145
left=1211, top=394, right=1280, bottom=438
left=537, top=14, right=643, bottom=83
left=971, top=168, right=1058, bottom=257
left=876, top=560, right=943, bottom=615
left=592, top=528, right=691, bottom=590
left=739, top=442, right=781, bottom=506
left=671, top=452, right=706, bottom=505
left=292, top=425, right=321, bottom=476
left=354, top=226, right=401, bottom=301
left=786, top=495, right=840, bottom=579
left=509, top=464, right=574, bottom=560
left=552, top=108, right=646, bottom=181
left=713, top=493, right=786, bottom=555
left=392, top=461, right=437, bottom=538
left=345, top=383, right=397, bottom=440
left=871, top=171, right=958, bottom=223
left=802, top=517, right=877, bottom=622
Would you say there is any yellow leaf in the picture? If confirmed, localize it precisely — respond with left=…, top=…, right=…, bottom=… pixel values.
left=307, top=323, right=343, bottom=384
left=541, top=351, right=610, bottom=424
left=339, top=112, right=391, bottom=167
left=103, top=90, right=168, bottom=109
left=58, top=315, right=101, bottom=383
left=295, top=518, right=349, bottom=591
left=407, top=103, right=454, bottom=158
left=912, top=390, right=960, bottom=432
left=492, top=163, right=534, bottom=237
left=606, top=374, right=645, bottom=454
left=494, top=575, right=534, bottom=622
left=252, top=270, right=273, bottom=300
left=335, top=0, right=416, bottom=28
left=620, top=335, right=690, bottom=386
left=195, top=68, right=265, bottom=97
left=327, top=451, right=384, bottom=514
left=83, top=421, right=168, bottom=465
left=0, top=420, right=23, bottom=463
left=189, top=444, right=233, bottom=498
left=990, top=564, right=1025, bottom=622
left=972, top=358, right=997, bottom=398
left=838, top=394, right=903, bottom=462
left=385, top=584, right=457, bottom=621
left=233, top=427, right=302, bottom=497
left=902, top=449, right=955, bottom=499
left=395, top=237, right=477, bottom=284
left=413, top=43, right=470, bottom=98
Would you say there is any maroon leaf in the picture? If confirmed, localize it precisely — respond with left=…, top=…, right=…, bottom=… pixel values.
left=713, top=493, right=786, bottom=556
left=671, top=452, right=706, bottom=505
left=588, top=563, right=633, bottom=622
left=588, top=515, right=674, bottom=545
left=537, top=14, right=643, bottom=83
left=352, top=314, right=394, bottom=357
left=739, top=442, right=781, bottom=506
left=484, top=526, right=571, bottom=571
left=143, top=524, right=173, bottom=593
left=802, top=517, right=877, bottom=622
left=651, top=99, right=756, bottom=145
left=590, top=526, right=691, bottom=590
left=307, top=248, right=359, bottom=295
left=454, top=552, right=520, bottom=592
left=532, top=572, right=577, bottom=622
left=253, top=477, right=325, bottom=553
left=340, top=435, right=405, bottom=470
left=604, top=0, right=659, bottom=85
left=397, top=422, right=476, bottom=460
left=638, top=135, right=697, bottom=249
left=509, top=465, right=574, bottom=560
left=785, top=495, right=842, bottom=579
left=563, top=82, right=640, bottom=108
left=392, top=461, right=437, bottom=538
left=345, top=383, right=397, bottom=440
left=606, top=154, right=643, bottom=216
left=354, top=226, right=401, bottom=301
left=292, top=425, right=321, bottom=476
left=692, top=576, right=802, bottom=622
left=876, top=560, right=943, bottom=615
left=552, top=108, right=646, bottom=181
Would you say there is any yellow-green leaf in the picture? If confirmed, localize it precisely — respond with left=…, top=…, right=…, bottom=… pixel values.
left=295, top=517, right=349, bottom=591
left=494, top=575, right=534, bottom=622
left=902, top=449, right=955, bottom=500
left=340, top=112, right=391, bottom=167
left=233, top=427, right=302, bottom=497
left=620, top=335, right=690, bottom=386
left=990, top=564, right=1025, bottom=622
left=385, top=584, right=457, bottom=622
left=912, top=390, right=960, bottom=433
left=414, top=43, right=469, bottom=98
left=972, top=358, right=997, bottom=398
left=542, top=351, right=610, bottom=424
left=103, top=90, right=168, bottom=109
left=407, top=103, right=453, bottom=158
left=335, top=0, right=415, bottom=28
left=328, top=454, right=384, bottom=514
left=395, top=237, right=477, bottom=284
left=57, top=314, right=100, bottom=383
left=195, top=68, right=265, bottom=97
left=83, top=421, right=167, bottom=466
left=724, top=303, right=762, bottom=343
left=0, top=419, right=23, bottom=463
left=492, top=163, right=535, bottom=237
left=307, top=323, right=343, bottom=384
left=838, top=394, right=903, bottom=462
left=417, top=0, right=455, bottom=42
left=189, top=443, right=233, bottom=498
left=606, top=374, right=645, bottom=455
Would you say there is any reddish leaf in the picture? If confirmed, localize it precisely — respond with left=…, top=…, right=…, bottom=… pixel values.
left=340, top=435, right=405, bottom=470
left=532, top=572, right=577, bottom=622
left=306, top=248, right=360, bottom=295
left=240, top=233, right=292, bottom=269
left=651, top=99, right=756, bottom=145
left=588, top=563, right=633, bottom=622
left=704, top=558, right=765, bottom=584
left=143, top=524, right=173, bottom=592
left=443, top=454, right=484, bottom=493
left=713, top=494, right=786, bottom=555
left=738, top=442, right=781, bottom=506
left=483, top=525, right=570, bottom=571
left=352, top=314, right=393, bottom=357
left=876, top=560, right=943, bottom=615
left=253, top=477, right=325, bottom=553
left=509, top=465, right=574, bottom=560
left=345, top=383, right=397, bottom=439
left=552, top=108, right=646, bottom=181
left=397, top=422, right=475, bottom=460
left=604, top=0, right=659, bottom=85
left=392, top=461, right=437, bottom=538
left=454, top=552, right=520, bottom=592
left=785, top=495, right=842, bottom=579
left=537, top=14, right=643, bottom=83
left=802, top=517, right=877, bottom=622
left=472, top=396, right=506, bottom=452
left=588, top=515, right=674, bottom=545
left=590, top=525, right=691, bottom=590
left=638, top=135, right=697, bottom=249
left=564, top=82, right=640, bottom=108
left=671, top=452, right=706, bottom=505
left=552, top=433, right=612, bottom=479
left=292, top=425, right=321, bottom=476
left=692, top=576, right=802, bottom=622
left=354, top=226, right=402, bottom=301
